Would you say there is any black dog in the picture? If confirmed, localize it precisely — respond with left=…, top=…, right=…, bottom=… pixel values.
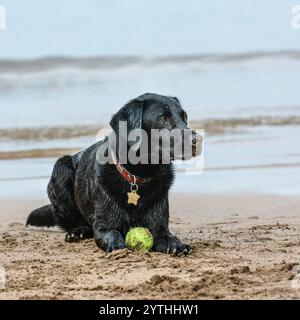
left=27, top=93, right=202, bottom=254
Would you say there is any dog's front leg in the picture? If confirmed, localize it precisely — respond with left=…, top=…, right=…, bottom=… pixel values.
left=146, top=203, right=192, bottom=255
left=91, top=201, right=128, bottom=252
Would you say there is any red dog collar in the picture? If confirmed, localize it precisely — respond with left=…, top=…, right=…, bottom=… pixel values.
left=110, top=150, right=147, bottom=184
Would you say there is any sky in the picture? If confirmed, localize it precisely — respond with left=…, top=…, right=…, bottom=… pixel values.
left=0, top=0, right=299, bottom=58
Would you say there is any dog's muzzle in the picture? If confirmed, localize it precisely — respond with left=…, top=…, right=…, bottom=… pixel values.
left=170, top=129, right=203, bottom=161
left=191, top=130, right=203, bottom=158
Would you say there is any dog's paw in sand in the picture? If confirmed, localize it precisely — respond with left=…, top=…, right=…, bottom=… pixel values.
left=154, top=236, right=192, bottom=256
left=94, top=230, right=126, bottom=253
left=65, top=226, right=94, bottom=243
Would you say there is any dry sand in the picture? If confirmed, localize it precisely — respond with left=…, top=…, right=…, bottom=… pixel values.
left=0, top=194, right=300, bottom=300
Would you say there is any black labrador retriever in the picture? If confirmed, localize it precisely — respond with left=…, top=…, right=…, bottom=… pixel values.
left=27, top=93, right=202, bottom=255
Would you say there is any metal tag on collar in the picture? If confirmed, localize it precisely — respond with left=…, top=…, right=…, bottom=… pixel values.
left=127, top=175, right=140, bottom=206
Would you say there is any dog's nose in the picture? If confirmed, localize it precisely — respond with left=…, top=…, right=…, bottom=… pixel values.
left=191, top=131, right=203, bottom=145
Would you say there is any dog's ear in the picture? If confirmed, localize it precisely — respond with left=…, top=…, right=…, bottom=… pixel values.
left=110, top=98, right=144, bottom=136
left=170, top=96, right=180, bottom=104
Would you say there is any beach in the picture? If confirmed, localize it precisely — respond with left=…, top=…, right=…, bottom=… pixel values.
left=1, top=0, right=300, bottom=300
left=1, top=56, right=300, bottom=299
left=1, top=73, right=300, bottom=299
left=1, top=193, right=300, bottom=300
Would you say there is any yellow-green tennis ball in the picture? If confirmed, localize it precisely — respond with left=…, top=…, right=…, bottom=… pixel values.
left=125, top=227, right=153, bottom=252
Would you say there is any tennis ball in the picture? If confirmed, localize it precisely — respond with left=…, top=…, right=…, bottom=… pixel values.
left=125, top=227, right=153, bottom=252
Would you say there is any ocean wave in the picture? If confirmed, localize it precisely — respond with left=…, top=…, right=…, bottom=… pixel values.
left=191, top=116, right=300, bottom=134
left=1, top=50, right=300, bottom=73
left=1, top=115, right=300, bottom=141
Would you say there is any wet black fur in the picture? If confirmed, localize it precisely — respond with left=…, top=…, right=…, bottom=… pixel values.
left=27, top=93, right=198, bottom=254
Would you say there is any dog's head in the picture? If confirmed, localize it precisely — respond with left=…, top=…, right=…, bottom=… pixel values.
left=110, top=93, right=202, bottom=163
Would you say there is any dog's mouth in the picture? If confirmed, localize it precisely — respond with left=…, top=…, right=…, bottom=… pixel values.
left=192, top=142, right=202, bottom=157
left=170, top=142, right=202, bottom=161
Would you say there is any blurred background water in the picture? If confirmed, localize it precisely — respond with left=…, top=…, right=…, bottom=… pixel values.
left=0, top=0, right=300, bottom=196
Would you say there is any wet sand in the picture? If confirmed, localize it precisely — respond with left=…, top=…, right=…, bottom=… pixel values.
left=1, top=194, right=300, bottom=300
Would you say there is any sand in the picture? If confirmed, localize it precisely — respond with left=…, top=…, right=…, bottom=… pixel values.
left=0, top=193, right=300, bottom=300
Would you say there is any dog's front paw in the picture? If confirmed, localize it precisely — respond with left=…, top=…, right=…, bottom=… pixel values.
left=154, top=235, right=192, bottom=256
left=95, top=230, right=126, bottom=253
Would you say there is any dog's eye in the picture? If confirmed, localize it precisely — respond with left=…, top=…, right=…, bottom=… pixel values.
left=159, top=116, right=169, bottom=124
left=159, top=111, right=171, bottom=124
left=182, top=111, right=188, bottom=123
